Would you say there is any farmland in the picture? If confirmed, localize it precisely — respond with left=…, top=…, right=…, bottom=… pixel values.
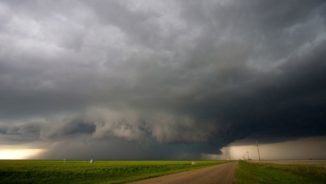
left=2, top=159, right=326, bottom=184
left=234, top=160, right=326, bottom=184
left=0, top=160, right=226, bottom=184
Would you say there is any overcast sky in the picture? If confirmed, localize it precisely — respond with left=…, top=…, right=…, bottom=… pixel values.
left=0, top=0, right=326, bottom=160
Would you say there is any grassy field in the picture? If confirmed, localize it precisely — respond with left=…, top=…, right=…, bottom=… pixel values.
left=0, top=160, right=226, bottom=184
left=235, top=161, right=326, bottom=184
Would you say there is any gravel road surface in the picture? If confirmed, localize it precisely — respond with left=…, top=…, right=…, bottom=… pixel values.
left=129, top=162, right=237, bottom=184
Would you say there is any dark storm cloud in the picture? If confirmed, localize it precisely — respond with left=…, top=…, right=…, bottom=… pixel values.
left=45, top=120, right=96, bottom=139
left=0, top=0, right=326, bottom=159
left=197, top=41, right=326, bottom=143
left=0, top=123, right=41, bottom=143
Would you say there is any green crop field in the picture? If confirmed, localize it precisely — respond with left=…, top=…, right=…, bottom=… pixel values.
left=235, top=161, right=326, bottom=184
left=0, top=160, right=226, bottom=184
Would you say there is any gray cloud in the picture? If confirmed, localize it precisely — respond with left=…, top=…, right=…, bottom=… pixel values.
left=0, top=123, right=41, bottom=143
left=45, top=120, right=96, bottom=139
left=0, top=0, right=325, bottom=159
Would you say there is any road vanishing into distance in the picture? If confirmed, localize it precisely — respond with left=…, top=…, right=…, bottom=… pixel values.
left=129, top=162, right=237, bottom=184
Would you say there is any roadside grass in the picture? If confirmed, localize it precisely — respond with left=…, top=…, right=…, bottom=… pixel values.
left=235, top=161, right=326, bottom=184
left=0, top=160, right=227, bottom=184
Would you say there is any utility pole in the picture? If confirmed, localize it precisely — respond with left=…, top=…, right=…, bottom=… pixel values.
left=256, top=140, right=261, bottom=161
left=246, top=151, right=250, bottom=160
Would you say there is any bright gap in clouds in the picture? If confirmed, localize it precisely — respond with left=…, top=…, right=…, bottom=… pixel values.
left=219, top=136, right=326, bottom=160
left=0, top=148, right=45, bottom=160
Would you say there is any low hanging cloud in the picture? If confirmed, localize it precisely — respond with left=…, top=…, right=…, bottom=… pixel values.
left=0, top=0, right=326, bottom=159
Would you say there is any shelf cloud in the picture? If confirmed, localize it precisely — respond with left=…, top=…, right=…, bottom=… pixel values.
left=0, top=0, right=325, bottom=159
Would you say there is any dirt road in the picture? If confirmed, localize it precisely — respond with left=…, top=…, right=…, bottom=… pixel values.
left=129, top=162, right=237, bottom=184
